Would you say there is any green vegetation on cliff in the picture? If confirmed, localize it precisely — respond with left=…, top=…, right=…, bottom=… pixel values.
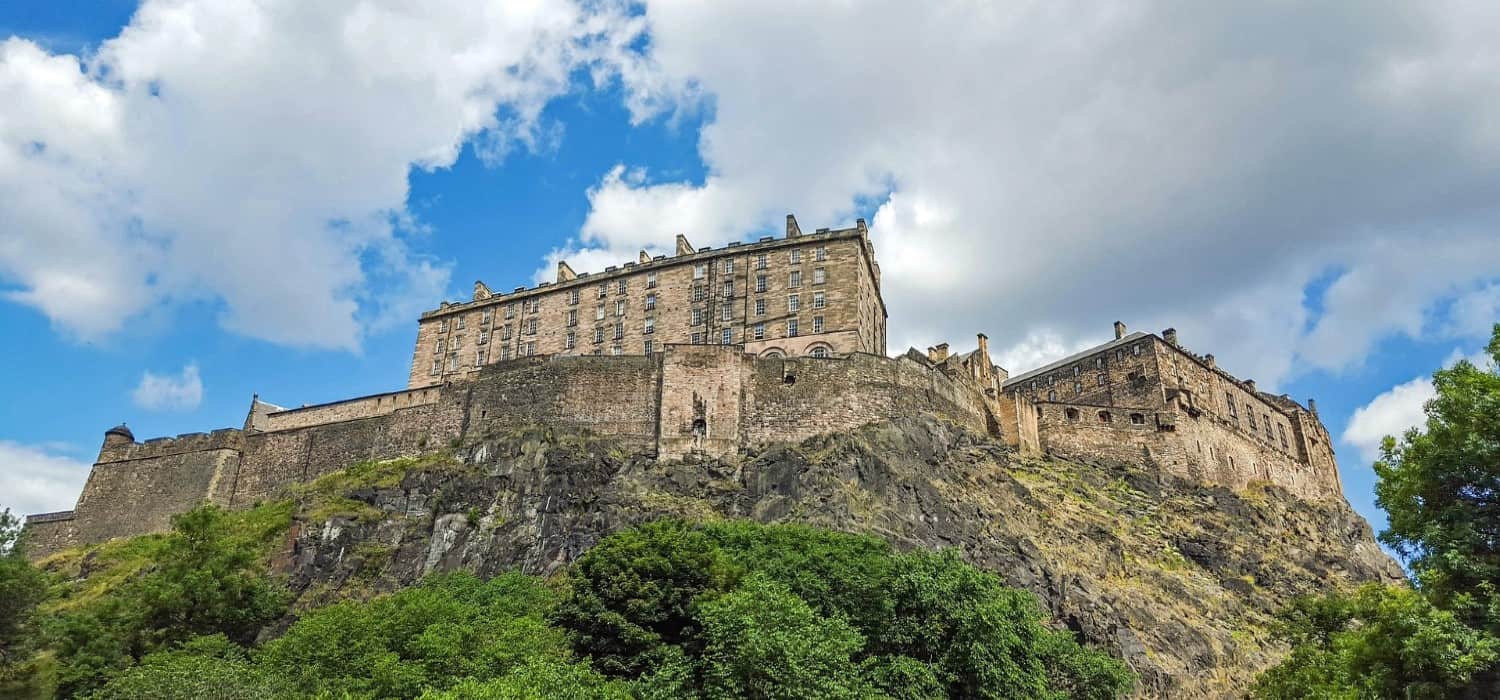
left=0, top=509, right=1130, bottom=698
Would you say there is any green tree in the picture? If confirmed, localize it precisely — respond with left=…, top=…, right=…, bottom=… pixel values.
left=259, top=572, right=569, bottom=699
left=1376, top=324, right=1500, bottom=626
left=0, top=509, right=48, bottom=675
left=82, top=634, right=291, bottom=700
left=696, top=573, right=873, bottom=699
left=417, top=659, right=634, bottom=700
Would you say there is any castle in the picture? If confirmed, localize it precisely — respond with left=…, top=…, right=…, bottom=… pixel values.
left=22, top=215, right=1343, bottom=557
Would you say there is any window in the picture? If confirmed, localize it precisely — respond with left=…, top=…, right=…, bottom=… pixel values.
left=613, top=323, right=623, bottom=340
left=815, top=246, right=826, bottom=261
left=478, top=330, right=489, bottom=345
left=612, top=345, right=623, bottom=356
left=568, top=289, right=579, bottom=305
left=439, top=319, right=449, bottom=332
left=813, top=292, right=826, bottom=309
left=755, top=275, right=768, bottom=293
left=789, top=271, right=802, bottom=288
left=693, top=286, right=706, bottom=302
left=501, top=347, right=511, bottom=360
left=456, top=316, right=466, bottom=330
left=813, top=268, right=826, bottom=285
left=615, top=299, right=626, bottom=317
left=1048, top=389, right=1057, bottom=401
left=644, top=339, right=654, bottom=354
left=692, top=308, right=704, bottom=326
left=476, top=349, right=487, bottom=366
left=647, top=271, right=658, bottom=288
left=721, top=302, right=732, bottom=321
left=1132, top=343, right=1142, bottom=356
left=1098, top=411, right=1112, bottom=423
left=453, top=335, right=462, bottom=349
left=505, top=304, right=516, bottom=319
left=1130, top=413, right=1145, bottom=425
left=788, top=318, right=799, bottom=337
left=435, top=338, right=446, bottom=354
left=1094, top=357, right=1104, bottom=368
left=617, top=279, right=627, bottom=294
left=527, top=299, right=539, bottom=314
left=565, top=331, right=576, bottom=349
left=789, top=249, right=802, bottom=265
left=448, top=353, right=459, bottom=371
left=1073, top=380, right=1083, bottom=393
left=754, top=323, right=766, bottom=340
left=811, top=346, right=830, bottom=358
left=788, top=294, right=800, bottom=312
left=1225, top=393, right=1237, bottom=417
left=722, top=280, right=734, bottom=297
left=596, top=303, right=606, bottom=321
left=597, top=283, right=607, bottom=299
left=645, top=293, right=656, bottom=311
left=482, top=309, right=493, bottom=325
left=756, top=253, right=768, bottom=269
left=1248, top=411, right=1258, bottom=430
left=1065, top=408, right=1080, bottom=421
left=430, top=359, right=440, bottom=375
left=694, top=263, right=707, bottom=280
left=501, top=324, right=513, bottom=340
left=1115, top=349, right=1123, bottom=362
left=721, top=328, right=732, bottom=345
left=813, top=316, right=824, bottom=333
left=691, top=332, right=704, bottom=344
left=525, top=318, right=537, bottom=335
left=1096, top=374, right=1106, bottom=386
left=644, top=317, right=655, bottom=334
left=525, top=341, right=536, bottom=356
left=593, top=326, right=604, bottom=344
left=1278, top=424, right=1288, bottom=449
left=1264, top=417, right=1274, bottom=440
left=722, top=259, right=735, bottom=274
left=566, top=309, right=578, bottom=327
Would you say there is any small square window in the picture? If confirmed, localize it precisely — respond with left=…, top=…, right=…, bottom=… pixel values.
left=612, top=345, right=623, bottom=356
left=813, top=268, right=826, bottom=284
left=691, top=332, right=704, bottom=344
left=694, top=263, right=707, bottom=280
left=721, top=328, right=732, bottom=345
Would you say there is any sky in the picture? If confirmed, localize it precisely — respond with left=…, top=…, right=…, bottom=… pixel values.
left=2, top=1, right=1498, bottom=552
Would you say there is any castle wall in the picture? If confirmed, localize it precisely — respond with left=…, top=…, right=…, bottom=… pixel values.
left=260, top=387, right=441, bottom=432
left=21, top=512, right=77, bottom=557
left=465, top=355, right=660, bottom=448
left=659, top=346, right=750, bottom=460
left=72, top=440, right=243, bottom=544
left=994, top=392, right=1041, bottom=453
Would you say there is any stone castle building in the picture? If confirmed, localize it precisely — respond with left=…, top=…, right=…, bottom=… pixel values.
left=410, top=215, right=886, bottom=387
left=23, top=216, right=1343, bottom=557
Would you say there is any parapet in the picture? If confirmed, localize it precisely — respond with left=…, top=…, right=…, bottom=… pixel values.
left=97, top=427, right=244, bottom=464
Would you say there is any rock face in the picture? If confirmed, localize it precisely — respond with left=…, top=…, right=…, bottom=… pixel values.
left=279, top=415, right=1403, bottom=698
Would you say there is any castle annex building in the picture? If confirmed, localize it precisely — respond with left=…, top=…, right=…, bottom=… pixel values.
left=23, top=215, right=1344, bottom=558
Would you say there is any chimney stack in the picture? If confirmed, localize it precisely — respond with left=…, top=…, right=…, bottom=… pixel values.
left=1244, top=379, right=1256, bottom=393
left=976, top=333, right=990, bottom=359
left=473, top=280, right=493, bottom=300
left=638, top=250, right=651, bottom=265
left=675, top=234, right=695, bottom=256
left=786, top=214, right=803, bottom=238
left=1308, top=398, right=1318, bottom=415
left=1204, top=354, right=1215, bottom=369
left=1113, top=321, right=1126, bottom=340
left=556, top=261, right=576, bottom=283
left=927, top=343, right=950, bottom=363
left=1162, top=328, right=1179, bottom=346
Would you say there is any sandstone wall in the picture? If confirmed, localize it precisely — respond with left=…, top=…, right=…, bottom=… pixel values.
left=260, top=387, right=441, bottom=432
left=464, top=355, right=660, bottom=448
left=21, top=512, right=77, bottom=556
left=72, top=441, right=242, bottom=544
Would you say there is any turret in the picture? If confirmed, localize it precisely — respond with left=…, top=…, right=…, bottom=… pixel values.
left=103, top=423, right=134, bottom=448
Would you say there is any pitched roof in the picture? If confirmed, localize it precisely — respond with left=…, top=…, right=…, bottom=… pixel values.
left=1001, top=331, right=1150, bottom=388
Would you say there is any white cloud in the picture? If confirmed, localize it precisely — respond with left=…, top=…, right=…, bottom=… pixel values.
left=132, top=363, right=204, bottom=411
left=0, top=0, right=644, bottom=350
left=557, top=0, right=1500, bottom=382
left=0, top=441, right=91, bottom=517
left=1341, top=347, right=1493, bottom=465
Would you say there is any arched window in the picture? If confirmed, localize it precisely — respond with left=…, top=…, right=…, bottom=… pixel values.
left=760, top=348, right=786, bottom=358
left=1097, top=411, right=1112, bottom=423
left=808, top=344, right=832, bottom=358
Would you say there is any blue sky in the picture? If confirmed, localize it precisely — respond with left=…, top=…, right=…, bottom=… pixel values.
left=3, top=1, right=1498, bottom=553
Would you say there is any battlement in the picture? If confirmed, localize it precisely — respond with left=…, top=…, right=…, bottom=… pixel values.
left=97, top=427, right=244, bottom=464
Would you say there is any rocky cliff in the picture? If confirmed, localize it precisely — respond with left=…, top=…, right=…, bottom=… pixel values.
left=272, top=414, right=1400, bottom=698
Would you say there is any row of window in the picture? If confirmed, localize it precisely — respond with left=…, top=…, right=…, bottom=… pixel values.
left=434, top=315, right=828, bottom=364
left=1058, top=407, right=1148, bottom=425
left=1225, top=392, right=1290, bottom=449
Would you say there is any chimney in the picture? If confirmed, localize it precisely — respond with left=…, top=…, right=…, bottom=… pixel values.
left=675, top=234, right=695, bottom=256
left=976, top=333, right=990, bottom=359
left=473, top=280, right=493, bottom=300
left=856, top=217, right=868, bottom=236
left=927, top=343, right=950, bottom=363
left=1113, top=321, right=1126, bottom=340
left=1308, top=398, right=1318, bottom=415
left=786, top=214, right=803, bottom=238
left=638, top=250, right=650, bottom=265
left=556, top=261, right=576, bottom=283
left=1162, top=328, right=1178, bottom=346
left=1204, top=354, right=1215, bottom=369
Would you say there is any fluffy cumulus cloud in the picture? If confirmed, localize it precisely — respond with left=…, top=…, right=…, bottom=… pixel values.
left=557, top=0, right=1500, bottom=385
left=131, top=363, right=203, bottom=411
left=0, top=0, right=645, bottom=350
left=1342, top=347, right=1494, bottom=464
left=0, top=441, right=91, bottom=517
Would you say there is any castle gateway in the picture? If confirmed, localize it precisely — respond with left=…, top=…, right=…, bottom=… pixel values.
left=23, top=215, right=1345, bottom=557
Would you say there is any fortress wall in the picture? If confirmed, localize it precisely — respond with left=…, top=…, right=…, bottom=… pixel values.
left=1035, top=402, right=1335, bottom=500
left=70, top=446, right=242, bottom=544
left=464, top=355, right=660, bottom=448
left=994, top=392, right=1041, bottom=453
left=659, top=346, right=750, bottom=459
left=742, top=353, right=989, bottom=447
left=96, top=428, right=244, bottom=464
left=261, top=387, right=442, bottom=432
left=22, top=513, right=77, bottom=557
